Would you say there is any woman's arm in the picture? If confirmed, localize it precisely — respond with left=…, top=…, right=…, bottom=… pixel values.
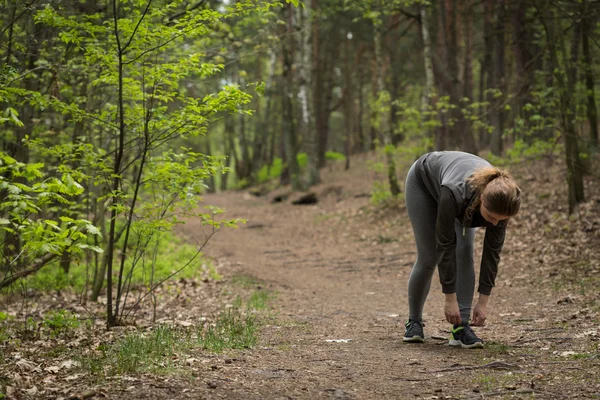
left=437, top=187, right=462, bottom=325
left=436, top=186, right=459, bottom=294
left=472, top=293, right=489, bottom=326
left=478, top=226, right=506, bottom=295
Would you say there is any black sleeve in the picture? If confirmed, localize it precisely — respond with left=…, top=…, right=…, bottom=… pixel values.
left=478, top=226, right=506, bottom=295
left=436, top=186, right=459, bottom=294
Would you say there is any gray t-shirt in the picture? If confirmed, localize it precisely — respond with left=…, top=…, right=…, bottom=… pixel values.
left=415, top=151, right=506, bottom=295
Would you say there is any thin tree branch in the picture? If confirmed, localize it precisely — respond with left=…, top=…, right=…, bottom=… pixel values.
left=124, top=226, right=217, bottom=320
left=0, top=0, right=39, bottom=40
left=0, top=253, right=58, bottom=290
left=123, top=31, right=188, bottom=65
left=113, top=0, right=122, bottom=52
left=121, top=0, right=154, bottom=54
left=168, top=0, right=207, bottom=22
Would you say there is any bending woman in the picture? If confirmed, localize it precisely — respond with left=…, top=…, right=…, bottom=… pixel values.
left=403, top=151, right=521, bottom=348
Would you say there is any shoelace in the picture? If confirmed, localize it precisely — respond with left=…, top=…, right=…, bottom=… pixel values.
left=461, top=324, right=480, bottom=342
left=406, top=320, right=424, bottom=329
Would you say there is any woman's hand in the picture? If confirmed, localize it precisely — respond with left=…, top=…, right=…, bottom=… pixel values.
left=444, top=293, right=462, bottom=325
left=471, top=294, right=490, bottom=326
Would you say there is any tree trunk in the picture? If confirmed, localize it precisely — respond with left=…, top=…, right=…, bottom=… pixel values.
left=356, top=53, right=366, bottom=153
left=319, top=29, right=342, bottom=168
left=204, top=138, right=215, bottom=193
left=443, top=0, right=461, bottom=149
left=563, top=18, right=585, bottom=212
left=297, top=0, right=319, bottom=187
left=370, top=58, right=378, bottom=150
left=264, top=51, right=278, bottom=173
left=480, top=0, right=494, bottom=148
left=511, top=0, right=536, bottom=132
left=374, top=22, right=400, bottom=196
left=313, top=3, right=327, bottom=169
left=281, top=3, right=300, bottom=190
left=221, top=117, right=235, bottom=191
left=544, top=7, right=585, bottom=213
left=490, top=0, right=506, bottom=156
left=435, top=1, right=451, bottom=150
left=420, top=4, right=435, bottom=152
left=343, top=31, right=353, bottom=170
left=461, top=0, right=477, bottom=154
left=582, top=12, right=599, bottom=150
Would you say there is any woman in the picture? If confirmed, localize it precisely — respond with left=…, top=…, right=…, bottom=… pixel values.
left=403, top=151, right=521, bottom=348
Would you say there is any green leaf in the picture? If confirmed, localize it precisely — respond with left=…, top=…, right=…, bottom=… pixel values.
left=75, top=244, right=104, bottom=253
left=84, top=224, right=101, bottom=236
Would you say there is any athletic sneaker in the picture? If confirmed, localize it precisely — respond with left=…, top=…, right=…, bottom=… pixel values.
left=449, top=323, right=484, bottom=349
left=403, top=320, right=425, bottom=343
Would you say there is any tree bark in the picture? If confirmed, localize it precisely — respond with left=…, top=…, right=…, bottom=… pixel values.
left=461, top=0, right=477, bottom=154
left=281, top=3, right=300, bottom=190
left=543, top=6, right=584, bottom=213
left=420, top=3, right=435, bottom=151
left=490, top=0, right=506, bottom=156
left=297, top=0, right=319, bottom=187
left=511, top=0, right=536, bottom=132
left=582, top=12, right=598, bottom=150
left=444, top=0, right=461, bottom=149
left=479, top=0, right=494, bottom=148
left=374, top=21, right=400, bottom=196
left=343, top=31, right=353, bottom=170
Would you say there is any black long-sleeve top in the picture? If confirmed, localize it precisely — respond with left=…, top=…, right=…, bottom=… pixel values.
left=416, top=151, right=507, bottom=296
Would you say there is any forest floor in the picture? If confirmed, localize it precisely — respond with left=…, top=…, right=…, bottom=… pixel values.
left=2, top=152, right=600, bottom=399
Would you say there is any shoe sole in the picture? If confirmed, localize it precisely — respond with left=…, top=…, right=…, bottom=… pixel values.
left=403, top=336, right=425, bottom=343
left=448, top=339, right=484, bottom=349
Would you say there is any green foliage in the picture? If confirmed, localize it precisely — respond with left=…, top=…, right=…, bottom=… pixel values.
left=488, top=85, right=564, bottom=165
left=0, top=0, right=273, bottom=310
left=199, top=307, right=257, bottom=352
left=296, top=152, right=308, bottom=168
left=370, top=180, right=404, bottom=207
left=41, top=310, right=81, bottom=338
left=257, top=158, right=284, bottom=184
left=26, top=230, right=210, bottom=293
left=0, top=152, right=102, bottom=274
left=325, top=151, right=346, bottom=161
left=506, top=86, right=561, bottom=143
left=247, top=289, right=273, bottom=311
left=255, top=152, right=309, bottom=184
left=83, top=305, right=258, bottom=376
left=0, top=312, right=13, bottom=344
left=106, top=324, right=184, bottom=375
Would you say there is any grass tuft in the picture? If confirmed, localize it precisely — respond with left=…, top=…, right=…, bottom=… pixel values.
left=80, top=303, right=260, bottom=377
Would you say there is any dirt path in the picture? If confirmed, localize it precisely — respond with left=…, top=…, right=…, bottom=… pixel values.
left=172, top=157, right=600, bottom=399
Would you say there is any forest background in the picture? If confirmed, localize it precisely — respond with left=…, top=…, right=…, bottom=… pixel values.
left=1, top=0, right=599, bottom=397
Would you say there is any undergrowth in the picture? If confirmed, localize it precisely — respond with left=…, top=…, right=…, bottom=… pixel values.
left=80, top=305, right=258, bottom=377
left=18, top=230, right=212, bottom=294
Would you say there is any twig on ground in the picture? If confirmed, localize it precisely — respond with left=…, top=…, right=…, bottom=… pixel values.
left=431, top=335, right=447, bottom=340
left=515, top=337, right=572, bottom=344
left=394, top=377, right=433, bottom=381
left=466, top=389, right=534, bottom=399
left=429, top=361, right=520, bottom=373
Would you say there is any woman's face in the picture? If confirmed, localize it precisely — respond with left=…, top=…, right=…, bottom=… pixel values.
left=480, top=198, right=510, bottom=226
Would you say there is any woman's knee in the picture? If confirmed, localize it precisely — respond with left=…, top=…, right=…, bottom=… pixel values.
left=414, top=254, right=437, bottom=272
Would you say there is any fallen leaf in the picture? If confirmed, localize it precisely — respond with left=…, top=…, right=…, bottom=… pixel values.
left=16, top=358, right=40, bottom=372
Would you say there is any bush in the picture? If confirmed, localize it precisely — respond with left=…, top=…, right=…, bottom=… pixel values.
left=26, top=230, right=212, bottom=293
